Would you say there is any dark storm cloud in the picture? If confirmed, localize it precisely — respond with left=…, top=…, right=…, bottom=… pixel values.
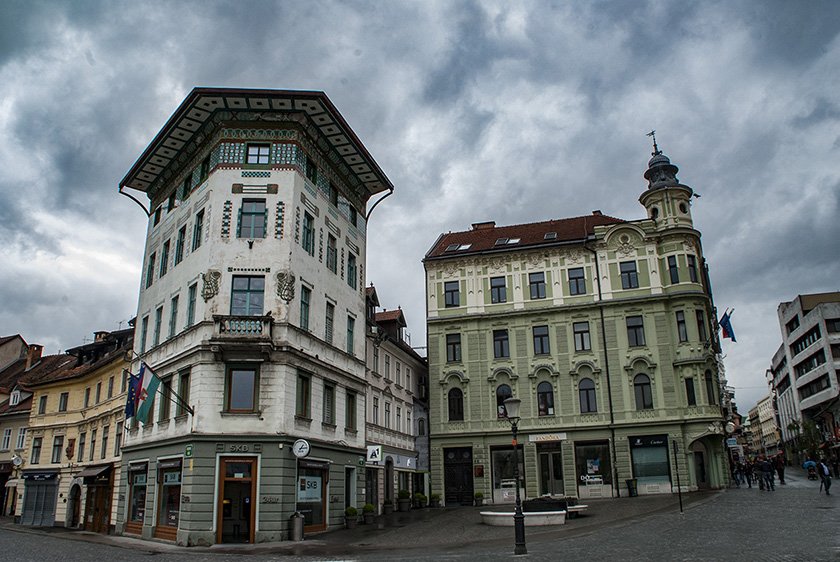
left=1, top=0, right=839, bottom=411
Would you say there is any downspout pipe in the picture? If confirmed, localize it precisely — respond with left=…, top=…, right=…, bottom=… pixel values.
left=583, top=239, right=620, bottom=497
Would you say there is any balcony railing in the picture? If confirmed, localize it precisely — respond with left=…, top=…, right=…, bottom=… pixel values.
left=213, top=314, right=273, bottom=338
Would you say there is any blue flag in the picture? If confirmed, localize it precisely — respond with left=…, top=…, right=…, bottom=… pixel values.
left=124, top=371, right=143, bottom=419
left=719, top=310, right=736, bottom=342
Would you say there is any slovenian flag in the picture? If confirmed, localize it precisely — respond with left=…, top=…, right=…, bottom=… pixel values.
left=719, top=309, right=736, bottom=342
left=124, top=370, right=143, bottom=419
left=135, top=362, right=162, bottom=422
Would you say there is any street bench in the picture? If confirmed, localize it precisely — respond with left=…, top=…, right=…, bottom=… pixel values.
left=480, top=510, right=567, bottom=527
left=566, top=504, right=589, bottom=519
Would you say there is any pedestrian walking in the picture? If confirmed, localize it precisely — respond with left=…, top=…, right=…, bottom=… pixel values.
left=744, top=460, right=753, bottom=489
left=818, top=458, right=832, bottom=495
left=760, top=456, right=775, bottom=491
left=774, top=454, right=786, bottom=485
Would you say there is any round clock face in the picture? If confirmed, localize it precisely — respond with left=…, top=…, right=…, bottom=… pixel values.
left=292, top=439, right=311, bottom=458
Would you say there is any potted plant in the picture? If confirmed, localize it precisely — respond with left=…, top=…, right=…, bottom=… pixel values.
left=413, top=492, right=427, bottom=509
left=362, top=503, right=376, bottom=524
left=429, top=493, right=441, bottom=508
left=474, top=491, right=484, bottom=507
left=397, top=489, right=412, bottom=512
left=383, top=500, right=394, bottom=515
left=344, top=506, right=359, bottom=529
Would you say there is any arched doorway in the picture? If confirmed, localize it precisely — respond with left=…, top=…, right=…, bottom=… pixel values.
left=68, top=484, right=82, bottom=528
left=690, top=441, right=710, bottom=489
left=384, top=458, right=394, bottom=505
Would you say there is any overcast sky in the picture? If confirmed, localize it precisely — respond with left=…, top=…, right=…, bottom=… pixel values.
left=1, top=1, right=838, bottom=412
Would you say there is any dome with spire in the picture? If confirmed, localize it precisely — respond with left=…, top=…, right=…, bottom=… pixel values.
left=642, top=133, right=692, bottom=193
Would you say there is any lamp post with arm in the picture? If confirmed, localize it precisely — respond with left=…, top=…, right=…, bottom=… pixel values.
left=503, top=397, right=527, bottom=555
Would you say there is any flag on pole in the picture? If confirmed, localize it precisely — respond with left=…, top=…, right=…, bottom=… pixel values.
left=135, top=362, right=162, bottom=422
left=719, top=309, right=736, bottom=342
left=124, top=370, right=143, bottom=419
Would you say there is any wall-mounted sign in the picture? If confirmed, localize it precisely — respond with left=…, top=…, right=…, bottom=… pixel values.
left=528, top=433, right=567, bottom=443
left=185, top=444, right=194, bottom=458
left=366, top=445, right=382, bottom=463
left=629, top=435, right=668, bottom=448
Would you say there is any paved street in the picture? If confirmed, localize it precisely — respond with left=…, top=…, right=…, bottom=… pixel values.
left=0, top=471, right=835, bottom=561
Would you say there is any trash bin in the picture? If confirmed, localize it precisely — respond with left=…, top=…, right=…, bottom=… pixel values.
left=625, top=478, right=638, bottom=497
left=289, top=511, right=305, bottom=541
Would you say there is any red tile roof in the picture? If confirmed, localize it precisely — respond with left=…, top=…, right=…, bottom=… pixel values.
left=375, top=309, right=406, bottom=326
left=424, top=212, right=624, bottom=260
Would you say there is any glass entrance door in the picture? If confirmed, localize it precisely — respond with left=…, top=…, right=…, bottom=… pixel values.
left=217, top=457, right=256, bottom=544
left=538, top=449, right=564, bottom=496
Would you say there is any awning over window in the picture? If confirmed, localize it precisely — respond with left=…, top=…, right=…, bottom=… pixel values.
left=75, top=464, right=112, bottom=479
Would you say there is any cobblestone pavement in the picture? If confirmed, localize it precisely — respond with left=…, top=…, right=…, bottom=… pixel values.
left=0, top=471, right=835, bottom=561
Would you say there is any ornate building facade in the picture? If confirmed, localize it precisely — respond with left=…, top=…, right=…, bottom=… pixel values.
left=117, top=89, right=392, bottom=545
left=425, top=147, right=727, bottom=505
left=363, top=287, right=429, bottom=513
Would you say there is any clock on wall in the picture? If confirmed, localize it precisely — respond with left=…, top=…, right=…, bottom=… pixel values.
left=292, top=439, right=311, bottom=459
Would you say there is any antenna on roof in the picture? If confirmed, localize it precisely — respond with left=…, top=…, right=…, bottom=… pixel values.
left=646, top=130, right=661, bottom=156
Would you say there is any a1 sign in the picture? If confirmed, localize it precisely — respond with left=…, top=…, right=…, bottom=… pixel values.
left=366, top=445, right=382, bottom=463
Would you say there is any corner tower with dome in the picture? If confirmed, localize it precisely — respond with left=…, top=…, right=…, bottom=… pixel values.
left=424, top=142, right=726, bottom=506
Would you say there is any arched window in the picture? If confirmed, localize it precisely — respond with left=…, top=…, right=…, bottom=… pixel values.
left=418, top=418, right=426, bottom=436
left=579, top=378, right=597, bottom=413
left=496, top=384, right=512, bottom=418
left=448, top=388, right=464, bottom=421
left=537, top=382, right=555, bottom=416
left=634, top=374, right=653, bottom=410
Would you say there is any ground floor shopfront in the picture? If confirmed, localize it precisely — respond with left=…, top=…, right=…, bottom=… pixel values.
left=363, top=445, right=428, bottom=513
left=17, top=463, right=120, bottom=532
left=117, top=435, right=366, bottom=546
left=431, top=422, right=727, bottom=505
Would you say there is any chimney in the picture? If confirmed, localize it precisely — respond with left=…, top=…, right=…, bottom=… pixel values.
left=94, top=331, right=109, bottom=342
left=471, top=221, right=496, bottom=230
left=25, top=344, right=43, bottom=370
left=592, top=210, right=602, bottom=216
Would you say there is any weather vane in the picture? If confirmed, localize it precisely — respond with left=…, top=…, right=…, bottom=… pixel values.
left=646, top=130, right=661, bottom=156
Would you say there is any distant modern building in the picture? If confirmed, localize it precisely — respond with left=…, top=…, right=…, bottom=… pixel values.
left=769, top=292, right=840, bottom=457
left=117, top=88, right=392, bottom=545
left=424, top=145, right=728, bottom=504
left=363, top=286, right=429, bottom=512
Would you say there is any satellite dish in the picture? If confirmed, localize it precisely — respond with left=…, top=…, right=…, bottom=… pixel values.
left=11, top=455, right=23, bottom=467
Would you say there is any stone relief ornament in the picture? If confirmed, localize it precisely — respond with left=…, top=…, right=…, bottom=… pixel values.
left=488, top=258, right=506, bottom=273
left=682, top=236, right=697, bottom=253
left=566, top=249, right=584, bottom=265
left=201, top=270, right=222, bottom=302
left=276, top=271, right=296, bottom=303
left=616, top=240, right=636, bottom=258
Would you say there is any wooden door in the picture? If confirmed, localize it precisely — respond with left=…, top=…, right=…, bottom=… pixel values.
left=217, top=457, right=257, bottom=544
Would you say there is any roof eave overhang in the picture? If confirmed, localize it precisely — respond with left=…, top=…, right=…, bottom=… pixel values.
left=119, top=87, right=393, bottom=200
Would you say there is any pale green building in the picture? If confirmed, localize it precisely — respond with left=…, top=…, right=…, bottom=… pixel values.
left=424, top=147, right=727, bottom=505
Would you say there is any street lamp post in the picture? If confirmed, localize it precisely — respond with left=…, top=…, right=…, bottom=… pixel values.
left=503, top=397, right=527, bottom=555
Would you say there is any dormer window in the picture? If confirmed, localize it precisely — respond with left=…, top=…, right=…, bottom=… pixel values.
left=10, top=390, right=20, bottom=406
